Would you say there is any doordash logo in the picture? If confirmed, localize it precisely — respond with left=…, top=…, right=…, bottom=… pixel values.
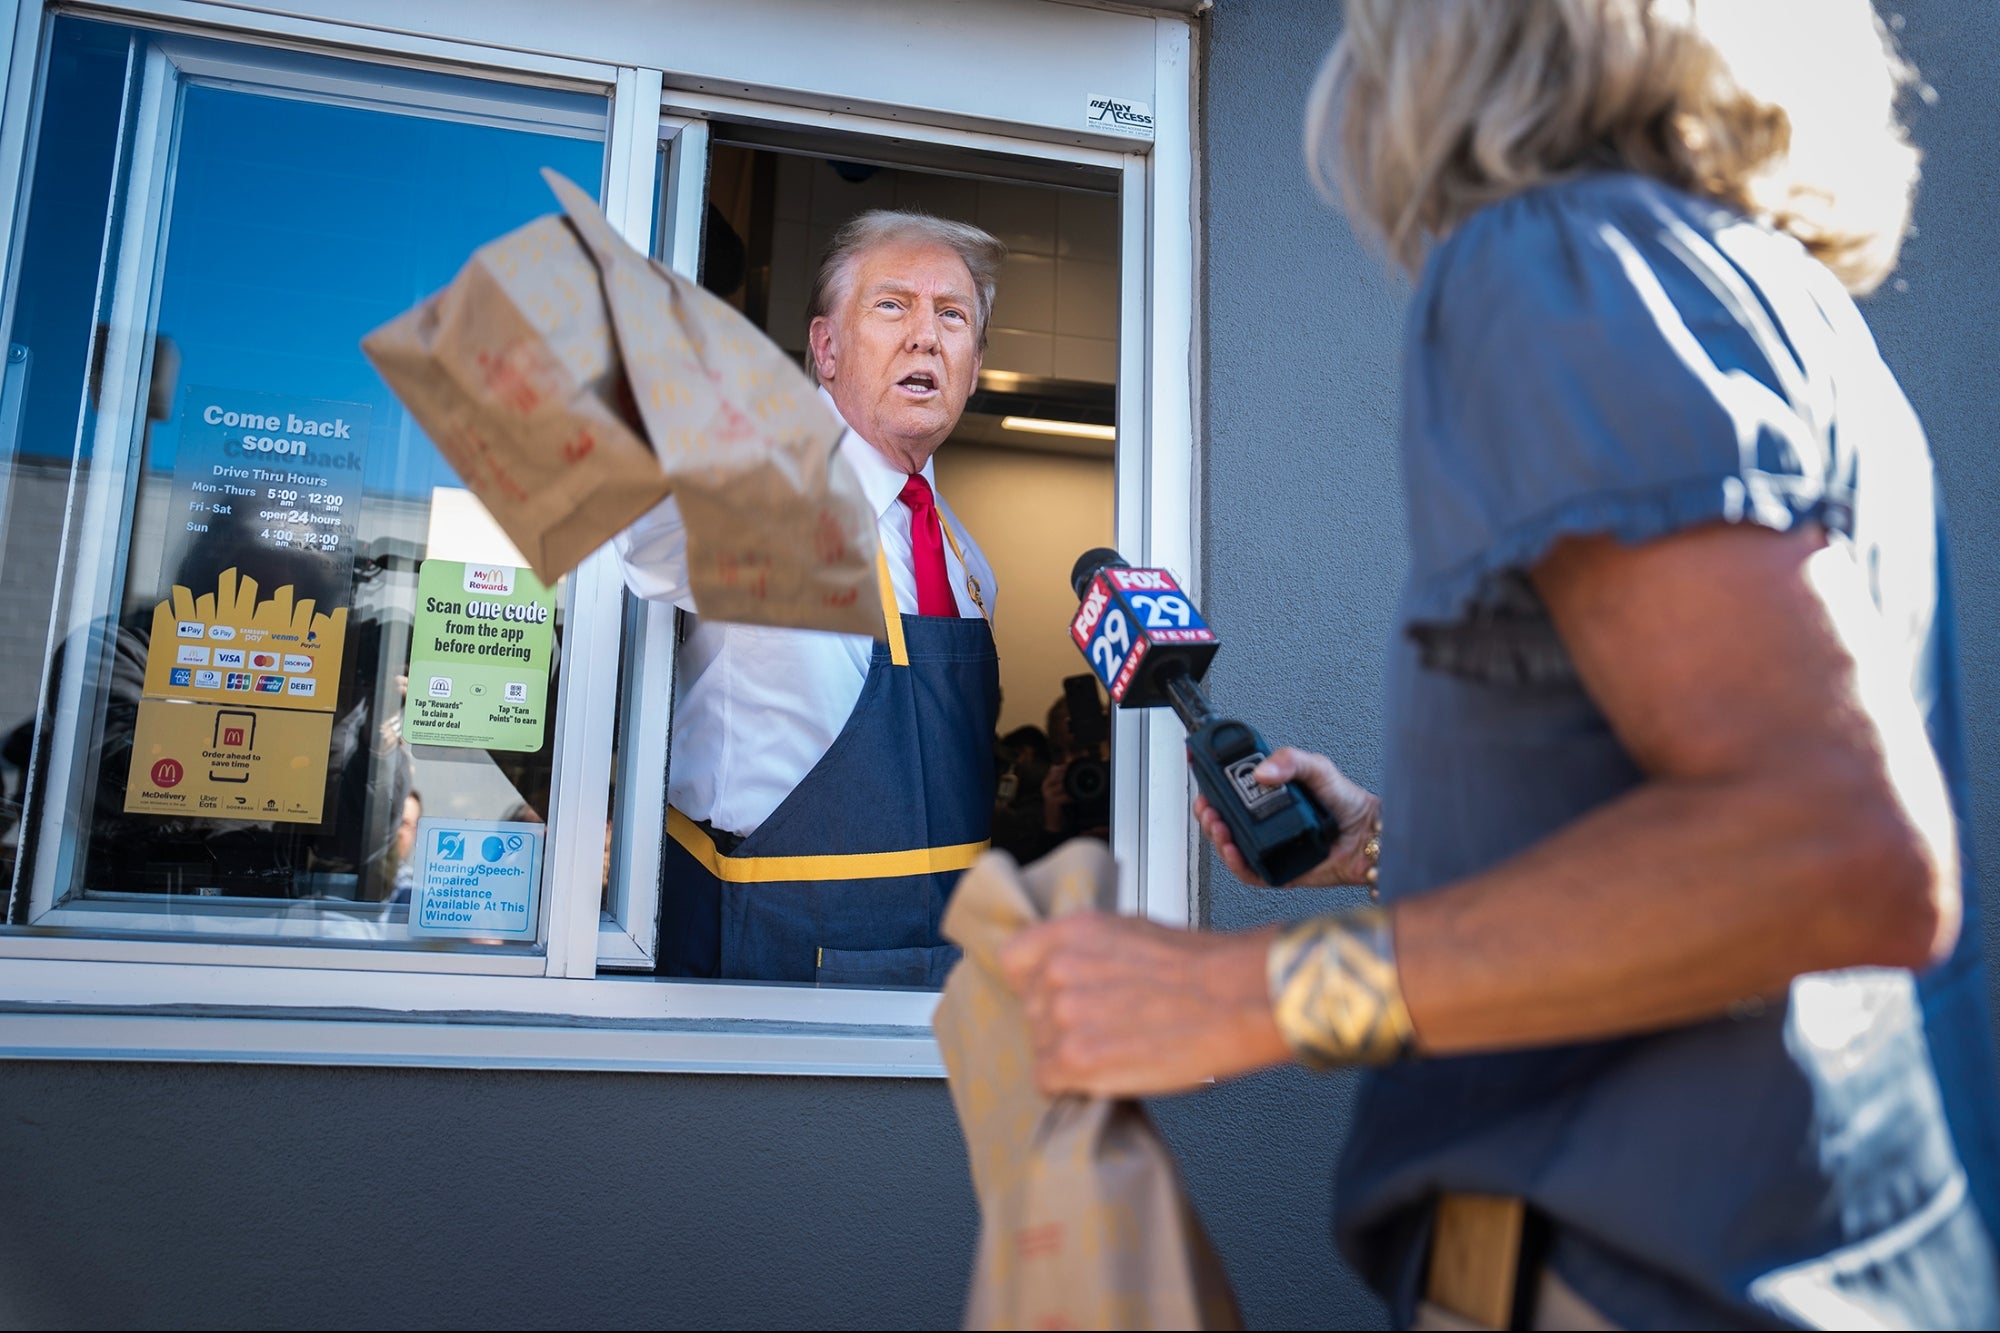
left=463, top=566, right=515, bottom=596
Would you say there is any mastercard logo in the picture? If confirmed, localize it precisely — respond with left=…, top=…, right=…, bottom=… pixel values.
left=250, top=653, right=278, bottom=669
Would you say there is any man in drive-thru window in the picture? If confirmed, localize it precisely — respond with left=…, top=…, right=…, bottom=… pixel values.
left=616, top=212, right=1004, bottom=988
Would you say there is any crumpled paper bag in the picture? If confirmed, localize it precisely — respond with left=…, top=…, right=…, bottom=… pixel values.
left=935, top=840, right=1242, bottom=1331
left=362, top=168, right=882, bottom=637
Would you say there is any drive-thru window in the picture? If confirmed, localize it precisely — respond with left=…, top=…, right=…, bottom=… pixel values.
left=0, top=0, right=1196, bottom=1074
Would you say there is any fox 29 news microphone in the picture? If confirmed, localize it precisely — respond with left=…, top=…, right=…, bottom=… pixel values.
left=1068, top=548, right=1334, bottom=885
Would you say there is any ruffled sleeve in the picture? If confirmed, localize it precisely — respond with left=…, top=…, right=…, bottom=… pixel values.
left=1399, top=176, right=1853, bottom=683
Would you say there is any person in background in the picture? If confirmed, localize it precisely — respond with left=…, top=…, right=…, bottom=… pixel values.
left=990, top=724, right=1053, bottom=864
left=1001, top=2, right=2000, bottom=1328
left=1040, top=682, right=1110, bottom=844
left=388, top=788, right=422, bottom=905
left=617, top=211, right=1005, bottom=989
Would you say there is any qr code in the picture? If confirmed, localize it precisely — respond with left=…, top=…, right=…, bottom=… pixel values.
left=504, top=681, right=529, bottom=703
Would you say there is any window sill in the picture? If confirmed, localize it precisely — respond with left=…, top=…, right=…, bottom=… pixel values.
left=0, top=954, right=946, bottom=1077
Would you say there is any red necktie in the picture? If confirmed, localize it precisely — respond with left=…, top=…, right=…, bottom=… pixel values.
left=897, top=473, right=956, bottom=617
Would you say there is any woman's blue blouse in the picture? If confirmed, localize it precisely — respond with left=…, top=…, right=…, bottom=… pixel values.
left=1339, top=173, right=2000, bottom=1330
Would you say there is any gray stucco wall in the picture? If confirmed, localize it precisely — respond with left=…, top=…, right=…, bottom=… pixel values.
left=4, top=2, right=1998, bottom=1329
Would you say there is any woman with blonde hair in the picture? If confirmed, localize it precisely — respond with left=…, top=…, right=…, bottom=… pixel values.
left=1002, top=2, right=2000, bottom=1327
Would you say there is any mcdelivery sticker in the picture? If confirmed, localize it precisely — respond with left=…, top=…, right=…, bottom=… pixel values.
left=123, top=699, right=335, bottom=824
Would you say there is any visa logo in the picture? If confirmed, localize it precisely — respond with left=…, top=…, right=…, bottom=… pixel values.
left=213, top=649, right=246, bottom=668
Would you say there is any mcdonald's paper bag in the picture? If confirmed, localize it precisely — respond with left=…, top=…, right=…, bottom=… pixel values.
left=934, top=841, right=1242, bottom=1331
left=362, top=169, right=882, bottom=637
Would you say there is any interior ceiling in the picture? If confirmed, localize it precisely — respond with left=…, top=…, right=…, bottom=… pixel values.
left=954, top=370, right=1115, bottom=460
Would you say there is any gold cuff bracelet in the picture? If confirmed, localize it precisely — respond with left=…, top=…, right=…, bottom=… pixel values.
left=1267, top=907, right=1416, bottom=1069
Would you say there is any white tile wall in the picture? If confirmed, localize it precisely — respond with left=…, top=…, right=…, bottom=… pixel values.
left=756, top=153, right=1119, bottom=383
left=984, top=328, right=1054, bottom=378
left=809, top=162, right=895, bottom=224
left=894, top=171, right=979, bottom=221
left=1057, top=191, right=1118, bottom=259
left=766, top=217, right=812, bottom=351
left=1053, top=334, right=1117, bottom=384
left=1054, top=257, right=1118, bottom=341
left=990, top=253, right=1055, bottom=333
left=773, top=152, right=814, bottom=223
left=976, top=180, right=1057, bottom=256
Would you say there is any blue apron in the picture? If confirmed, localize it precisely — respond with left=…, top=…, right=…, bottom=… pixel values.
left=658, top=540, right=999, bottom=987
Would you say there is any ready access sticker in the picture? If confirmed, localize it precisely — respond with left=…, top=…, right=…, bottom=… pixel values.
left=1086, top=93, right=1154, bottom=139
left=408, top=818, right=542, bottom=940
left=404, top=560, right=555, bottom=752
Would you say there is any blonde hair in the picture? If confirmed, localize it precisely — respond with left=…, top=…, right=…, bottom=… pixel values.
left=1308, top=0, right=1923, bottom=293
left=807, top=210, right=1006, bottom=385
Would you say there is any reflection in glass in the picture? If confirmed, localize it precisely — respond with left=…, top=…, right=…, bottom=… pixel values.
left=1, top=16, right=604, bottom=947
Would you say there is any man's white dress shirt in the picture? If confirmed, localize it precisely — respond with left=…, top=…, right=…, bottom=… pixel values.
left=613, top=389, right=998, bottom=839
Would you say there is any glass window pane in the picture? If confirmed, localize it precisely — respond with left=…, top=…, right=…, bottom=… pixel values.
left=1, top=16, right=606, bottom=950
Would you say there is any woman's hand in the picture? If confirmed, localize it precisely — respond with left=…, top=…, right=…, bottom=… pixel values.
left=1196, top=746, right=1380, bottom=887
left=998, top=913, right=1291, bottom=1097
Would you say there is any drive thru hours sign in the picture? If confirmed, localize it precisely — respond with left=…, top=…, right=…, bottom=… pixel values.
left=408, top=817, right=542, bottom=940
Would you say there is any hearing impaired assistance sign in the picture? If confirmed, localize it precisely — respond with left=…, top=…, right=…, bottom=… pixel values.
left=408, top=817, right=542, bottom=940
left=405, top=560, right=555, bottom=752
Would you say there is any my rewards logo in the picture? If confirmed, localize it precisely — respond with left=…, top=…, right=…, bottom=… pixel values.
left=463, top=565, right=515, bottom=596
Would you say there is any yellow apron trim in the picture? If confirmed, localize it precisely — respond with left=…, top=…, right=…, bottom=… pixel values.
left=669, top=807, right=988, bottom=884
left=874, top=546, right=909, bottom=667
left=937, top=515, right=989, bottom=621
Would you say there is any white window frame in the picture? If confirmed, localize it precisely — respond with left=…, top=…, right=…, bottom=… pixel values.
left=18, top=29, right=614, bottom=956
left=593, top=109, right=699, bottom=973
left=0, top=0, right=1199, bottom=1077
